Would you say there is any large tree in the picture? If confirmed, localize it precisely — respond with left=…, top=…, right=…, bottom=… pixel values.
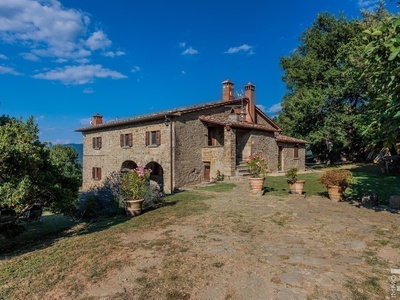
left=362, top=13, right=400, bottom=154
left=0, top=115, right=81, bottom=215
left=277, top=9, right=390, bottom=161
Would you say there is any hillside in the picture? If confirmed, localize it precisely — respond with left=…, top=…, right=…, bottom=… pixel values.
left=64, top=143, right=83, bottom=165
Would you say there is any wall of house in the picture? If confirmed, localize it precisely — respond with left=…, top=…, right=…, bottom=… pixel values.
left=81, top=120, right=173, bottom=193
left=278, top=143, right=306, bottom=172
left=250, top=131, right=279, bottom=172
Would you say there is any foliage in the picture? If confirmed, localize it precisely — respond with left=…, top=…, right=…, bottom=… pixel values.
left=277, top=9, right=395, bottom=162
left=362, top=14, right=400, bottom=153
left=0, top=115, right=81, bottom=217
left=120, top=164, right=152, bottom=200
left=318, top=169, right=353, bottom=187
left=285, top=168, right=299, bottom=184
left=213, top=170, right=225, bottom=182
left=245, top=152, right=270, bottom=178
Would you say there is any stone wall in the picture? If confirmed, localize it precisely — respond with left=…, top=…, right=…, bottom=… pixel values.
left=81, top=120, right=173, bottom=193
left=251, top=131, right=279, bottom=172
left=278, top=143, right=306, bottom=172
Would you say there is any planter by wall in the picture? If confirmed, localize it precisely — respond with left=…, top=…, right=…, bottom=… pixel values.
left=124, top=198, right=145, bottom=216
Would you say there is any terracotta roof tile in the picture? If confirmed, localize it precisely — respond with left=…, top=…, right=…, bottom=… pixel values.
left=276, top=135, right=308, bottom=144
left=199, top=115, right=279, bottom=132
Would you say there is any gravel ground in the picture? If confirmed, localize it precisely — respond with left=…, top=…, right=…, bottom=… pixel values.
left=85, top=181, right=400, bottom=300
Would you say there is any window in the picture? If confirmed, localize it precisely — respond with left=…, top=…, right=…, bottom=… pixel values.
left=92, top=167, right=102, bottom=180
left=294, top=144, right=299, bottom=159
left=208, top=127, right=217, bottom=146
left=120, top=133, right=133, bottom=148
left=92, top=136, right=102, bottom=150
left=145, top=130, right=161, bottom=146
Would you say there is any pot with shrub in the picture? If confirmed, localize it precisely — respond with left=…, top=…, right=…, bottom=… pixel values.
left=120, top=165, right=152, bottom=216
left=318, top=169, right=352, bottom=201
left=245, top=152, right=270, bottom=193
left=285, top=168, right=305, bottom=195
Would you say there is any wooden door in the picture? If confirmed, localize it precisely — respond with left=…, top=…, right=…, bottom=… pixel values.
left=204, top=162, right=210, bottom=182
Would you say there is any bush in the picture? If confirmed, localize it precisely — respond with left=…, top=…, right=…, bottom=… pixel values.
left=319, top=169, right=352, bottom=187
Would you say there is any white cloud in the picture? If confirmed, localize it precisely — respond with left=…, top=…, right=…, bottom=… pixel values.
left=224, top=44, right=254, bottom=55
left=0, top=65, right=22, bottom=75
left=131, top=66, right=141, bottom=73
left=256, top=104, right=266, bottom=112
left=0, top=0, right=117, bottom=63
left=179, top=42, right=186, bottom=48
left=80, top=117, right=91, bottom=125
left=102, top=50, right=126, bottom=58
left=86, top=31, right=111, bottom=50
left=0, top=54, right=8, bottom=60
left=51, top=139, right=72, bottom=144
left=181, top=70, right=186, bottom=75
left=20, top=52, right=40, bottom=61
left=267, top=103, right=282, bottom=114
left=181, top=46, right=199, bottom=55
left=32, top=64, right=127, bottom=85
left=83, top=87, right=94, bottom=94
left=357, top=0, right=379, bottom=8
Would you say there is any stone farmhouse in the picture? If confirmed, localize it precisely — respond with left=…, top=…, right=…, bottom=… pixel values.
left=76, top=80, right=307, bottom=194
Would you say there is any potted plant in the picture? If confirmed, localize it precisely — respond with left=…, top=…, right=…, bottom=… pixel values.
left=245, top=152, right=270, bottom=193
left=120, top=164, right=152, bottom=216
left=285, top=168, right=305, bottom=195
left=318, top=169, right=352, bottom=201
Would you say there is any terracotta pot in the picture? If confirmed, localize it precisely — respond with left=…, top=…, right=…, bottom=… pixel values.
left=327, top=185, right=345, bottom=202
left=249, top=177, right=264, bottom=192
left=288, top=180, right=305, bottom=195
left=124, top=198, right=144, bottom=216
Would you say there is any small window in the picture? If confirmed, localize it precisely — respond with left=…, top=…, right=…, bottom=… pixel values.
left=92, top=167, right=102, bottom=180
left=294, top=144, right=299, bottom=159
left=145, top=130, right=161, bottom=146
left=208, top=127, right=217, bottom=146
left=120, top=133, right=133, bottom=148
left=92, top=137, right=102, bottom=150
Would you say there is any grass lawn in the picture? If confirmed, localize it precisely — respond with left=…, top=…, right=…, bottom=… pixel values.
left=0, top=165, right=398, bottom=299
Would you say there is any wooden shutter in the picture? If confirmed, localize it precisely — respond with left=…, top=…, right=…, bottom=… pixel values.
left=120, top=134, right=124, bottom=147
left=98, top=168, right=102, bottom=180
left=92, top=137, right=95, bottom=149
left=128, top=133, right=133, bottom=147
left=294, top=145, right=299, bottom=158
left=156, top=130, right=161, bottom=145
left=99, top=137, right=102, bottom=149
left=145, top=131, right=150, bottom=146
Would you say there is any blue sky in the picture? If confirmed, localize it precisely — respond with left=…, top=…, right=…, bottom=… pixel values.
left=0, top=0, right=398, bottom=144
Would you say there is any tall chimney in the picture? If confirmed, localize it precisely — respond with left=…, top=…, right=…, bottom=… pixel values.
left=245, top=82, right=256, bottom=123
left=222, top=80, right=234, bottom=102
left=92, top=113, right=103, bottom=126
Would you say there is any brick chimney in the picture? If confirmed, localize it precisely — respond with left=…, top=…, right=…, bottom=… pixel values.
left=92, top=113, right=103, bottom=126
left=245, top=82, right=256, bottom=123
left=222, top=80, right=234, bottom=102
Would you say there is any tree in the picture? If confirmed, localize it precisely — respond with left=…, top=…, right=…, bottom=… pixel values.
left=277, top=9, right=391, bottom=161
left=362, top=14, right=400, bottom=154
left=0, top=115, right=81, bottom=216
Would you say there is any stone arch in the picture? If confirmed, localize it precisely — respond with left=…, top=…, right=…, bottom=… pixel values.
left=121, top=160, right=137, bottom=173
left=146, top=161, right=164, bottom=188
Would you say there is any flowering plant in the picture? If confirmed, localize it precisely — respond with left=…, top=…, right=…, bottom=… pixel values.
left=318, top=169, right=352, bottom=187
left=120, top=165, right=152, bottom=200
left=245, top=152, right=270, bottom=178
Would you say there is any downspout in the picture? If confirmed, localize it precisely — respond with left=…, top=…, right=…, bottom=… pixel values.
left=170, top=119, right=174, bottom=193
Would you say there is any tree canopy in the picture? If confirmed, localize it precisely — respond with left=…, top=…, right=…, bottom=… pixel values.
left=0, top=115, right=81, bottom=215
left=277, top=7, right=399, bottom=161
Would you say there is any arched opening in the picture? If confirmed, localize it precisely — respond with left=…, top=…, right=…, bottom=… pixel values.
left=121, top=160, right=137, bottom=173
left=145, top=161, right=164, bottom=188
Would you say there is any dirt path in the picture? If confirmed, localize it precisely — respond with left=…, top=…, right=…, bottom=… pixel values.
left=85, top=181, right=400, bottom=299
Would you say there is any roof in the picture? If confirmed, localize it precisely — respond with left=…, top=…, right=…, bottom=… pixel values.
left=199, top=115, right=279, bottom=133
left=276, top=135, right=308, bottom=144
left=76, top=98, right=244, bottom=132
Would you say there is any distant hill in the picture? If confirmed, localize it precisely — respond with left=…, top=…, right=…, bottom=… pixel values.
left=64, top=143, right=83, bottom=165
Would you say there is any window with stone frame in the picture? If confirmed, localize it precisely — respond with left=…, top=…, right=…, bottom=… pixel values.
left=120, top=133, right=133, bottom=148
left=92, top=136, right=102, bottom=150
left=145, top=130, right=161, bottom=146
left=294, top=144, right=299, bottom=159
left=92, top=167, right=102, bottom=180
